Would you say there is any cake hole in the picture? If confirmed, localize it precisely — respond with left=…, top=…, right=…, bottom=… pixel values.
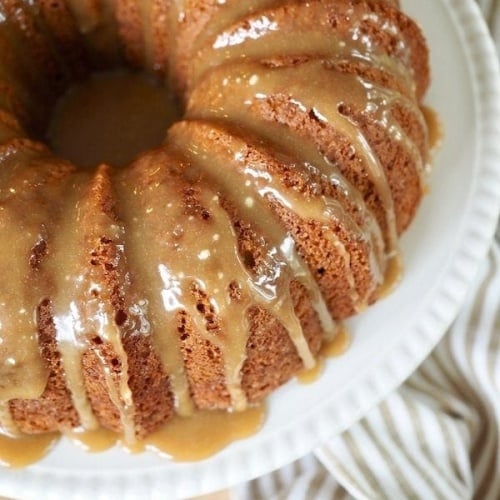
left=110, top=357, right=120, bottom=368
left=114, top=310, right=128, bottom=327
left=337, top=103, right=348, bottom=115
left=46, top=70, right=181, bottom=168
left=242, top=250, right=256, bottom=269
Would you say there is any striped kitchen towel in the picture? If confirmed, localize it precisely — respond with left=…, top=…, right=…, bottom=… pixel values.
left=234, top=1, right=500, bottom=498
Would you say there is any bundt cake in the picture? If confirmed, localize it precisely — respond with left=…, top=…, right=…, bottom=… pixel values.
left=0, top=0, right=431, bottom=462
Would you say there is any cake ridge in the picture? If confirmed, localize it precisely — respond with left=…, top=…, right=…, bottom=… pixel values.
left=168, top=118, right=379, bottom=315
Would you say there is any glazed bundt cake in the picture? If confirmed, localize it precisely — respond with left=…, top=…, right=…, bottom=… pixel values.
left=0, top=0, right=430, bottom=459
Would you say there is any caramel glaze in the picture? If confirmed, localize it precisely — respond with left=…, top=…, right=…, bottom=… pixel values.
left=421, top=105, right=444, bottom=152
left=0, top=431, right=59, bottom=469
left=64, top=404, right=264, bottom=461
left=297, top=325, right=351, bottom=384
left=0, top=0, right=431, bottom=466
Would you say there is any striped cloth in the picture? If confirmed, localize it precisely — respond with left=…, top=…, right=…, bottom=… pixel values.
left=234, top=2, right=500, bottom=499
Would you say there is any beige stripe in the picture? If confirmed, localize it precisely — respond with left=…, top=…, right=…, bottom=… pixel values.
left=324, top=454, right=367, bottom=499
left=304, top=468, right=328, bottom=499
left=410, top=363, right=472, bottom=423
left=255, top=470, right=275, bottom=499
left=292, top=459, right=302, bottom=480
left=379, top=402, right=460, bottom=498
left=404, top=397, right=432, bottom=455
left=249, top=476, right=260, bottom=500
left=254, top=456, right=332, bottom=500
left=475, top=445, right=499, bottom=500
left=373, top=403, right=454, bottom=498
left=436, top=348, right=489, bottom=450
left=407, top=400, right=466, bottom=498
left=320, top=441, right=375, bottom=498
left=342, top=430, right=386, bottom=495
left=309, top=459, right=347, bottom=499
left=332, top=486, right=351, bottom=500
left=472, top=343, right=498, bottom=482
left=442, top=412, right=476, bottom=494
left=449, top=338, right=489, bottom=470
left=359, top=419, right=418, bottom=497
left=435, top=261, right=496, bottom=496
left=319, top=473, right=347, bottom=500
left=432, top=346, right=484, bottom=419
left=484, top=249, right=499, bottom=393
left=320, top=471, right=352, bottom=500
left=270, top=459, right=285, bottom=497
left=433, top=405, right=469, bottom=487
left=486, top=304, right=500, bottom=386
left=468, top=253, right=500, bottom=500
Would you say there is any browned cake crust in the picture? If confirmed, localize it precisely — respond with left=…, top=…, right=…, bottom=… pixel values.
left=10, top=300, right=81, bottom=433
left=0, top=0, right=430, bottom=443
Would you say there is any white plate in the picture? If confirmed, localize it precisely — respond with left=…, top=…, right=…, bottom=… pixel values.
left=1, top=0, right=500, bottom=498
